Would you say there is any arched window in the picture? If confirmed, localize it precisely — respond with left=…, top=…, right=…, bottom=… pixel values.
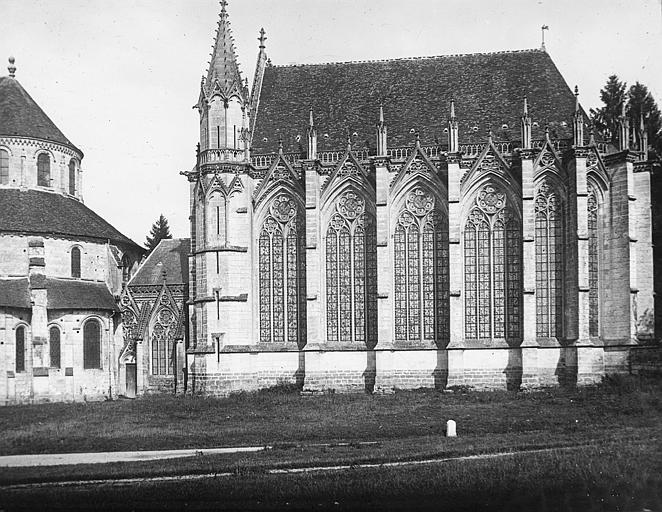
left=68, top=159, right=76, bottom=195
left=71, top=247, right=81, bottom=278
left=207, top=192, right=226, bottom=245
left=464, top=184, right=521, bottom=340
left=37, top=153, right=50, bottom=187
left=393, top=187, right=449, bottom=343
left=258, top=194, right=306, bottom=343
left=151, top=308, right=177, bottom=375
left=15, top=326, right=26, bottom=373
left=49, top=327, right=61, bottom=369
left=588, top=185, right=600, bottom=337
left=83, top=320, right=101, bottom=369
left=535, top=181, right=564, bottom=338
left=325, top=189, right=377, bottom=345
left=0, top=149, right=9, bottom=185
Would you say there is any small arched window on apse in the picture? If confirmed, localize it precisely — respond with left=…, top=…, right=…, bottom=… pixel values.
left=15, top=326, right=26, bottom=373
left=207, top=191, right=227, bottom=245
left=71, top=246, right=81, bottom=278
left=0, top=148, right=9, bottom=185
left=37, top=153, right=50, bottom=187
left=68, top=159, right=76, bottom=195
left=49, top=326, right=61, bottom=369
left=83, top=319, right=101, bottom=369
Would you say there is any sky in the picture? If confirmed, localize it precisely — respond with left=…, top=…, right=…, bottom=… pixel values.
left=2, top=0, right=661, bottom=244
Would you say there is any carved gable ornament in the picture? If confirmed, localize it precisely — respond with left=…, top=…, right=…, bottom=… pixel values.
left=321, top=149, right=369, bottom=195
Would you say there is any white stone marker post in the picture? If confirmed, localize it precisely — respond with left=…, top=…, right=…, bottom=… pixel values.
left=446, top=419, right=457, bottom=437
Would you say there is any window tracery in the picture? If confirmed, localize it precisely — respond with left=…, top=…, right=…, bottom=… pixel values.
left=49, top=326, right=61, bottom=369
left=15, top=326, right=25, bottom=373
left=394, top=187, right=449, bottom=343
left=258, top=193, right=306, bottom=344
left=325, top=189, right=377, bottom=345
left=588, top=185, right=600, bottom=337
left=535, top=181, right=564, bottom=338
left=464, top=184, right=521, bottom=340
left=151, top=307, right=177, bottom=375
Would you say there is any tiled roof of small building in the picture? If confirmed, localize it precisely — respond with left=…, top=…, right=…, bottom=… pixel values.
left=0, top=277, right=117, bottom=310
left=0, top=76, right=80, bottom=153
left=0, top=188, right=140, bottom=250
left=251, top=49, right=582, bottom=154
left=129, top=238, right=190, bottom=286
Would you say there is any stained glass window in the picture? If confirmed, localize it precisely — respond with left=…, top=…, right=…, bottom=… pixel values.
left=49, top=326, right=61, bottom=369
left=464, top=184, right=521, bottom=340
left=325, top=189, right=376, bottom=344
left=258, top=194, right=306, bottom=344
left=71, top=247, right=81, bottom=278
left=393, top=188, right=449, bottom=344
left=83, top=320, right=101, bottom=369
left=15, top=326, right=25, bottom=373
left=588, top=186, right=600, bottom=337
left=68, top=159, right=76, bottom=195
left=151, top=308, right=176, bottom=375
left=37, top=153, right=50, bottom=187
left=0, top=149, right=9, bottom=185
left=535, top=182, right=564, bottom=338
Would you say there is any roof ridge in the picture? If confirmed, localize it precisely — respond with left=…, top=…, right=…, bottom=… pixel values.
left=270, top=48, right=545, bottom=69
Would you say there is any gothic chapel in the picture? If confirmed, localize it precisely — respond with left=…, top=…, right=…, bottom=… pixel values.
left=183, top=2, right=656, bottom=394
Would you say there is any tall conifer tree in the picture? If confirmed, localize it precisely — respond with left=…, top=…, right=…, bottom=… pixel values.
left=145, top=214, right=173, bottom=252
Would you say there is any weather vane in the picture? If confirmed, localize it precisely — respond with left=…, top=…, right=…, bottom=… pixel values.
left=541, top=25, right=549, bottom=51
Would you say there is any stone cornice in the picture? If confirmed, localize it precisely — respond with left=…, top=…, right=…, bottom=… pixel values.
left=0, top=136, right=83, bottom=160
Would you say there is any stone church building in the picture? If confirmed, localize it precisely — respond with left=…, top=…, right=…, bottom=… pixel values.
left=183, top=3, right=657, bottom=394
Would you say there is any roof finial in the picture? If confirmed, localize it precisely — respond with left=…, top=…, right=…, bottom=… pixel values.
left=258, top=28, right=267, bottom=49
left=574, top=85, right=580, bottom=112
left=309, top=107, right=314, bottom=128
left=544, top=124, right=550, bottom=141
left=621, top=101, right=627, bottom=118
left=7, top=56, right=16, bottom=78
left=450, top=98, right=456, bottom=119
left=220, top=0, right=228, bottom=15
left=523, top=96, right=528, bottom=116
left=487, top=129, right=493, bottom=143
left=379, top=103, right=384, bottom=124
left=415, top=130, right=421, bottom=147
left=347, top=129, right=352, bottom=150
left=278, top=135, right=283, bottom=154
left=541, top=24, right=549, bottom=51
left=640, top=112, right=645, bottom=131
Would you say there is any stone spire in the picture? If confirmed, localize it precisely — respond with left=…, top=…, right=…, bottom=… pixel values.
left=203, top=1, right=246, bottom=102
left=618, top=101, right=629, bottom=151
left=307, top=108, right=317, bottom=160
left=249, top=27, right=269, bottom=143
left=376, top=104, right=387, bottom=157
left=448, top=99, right=459, bottom=153
left=573, top=85, right=584, bottom=146
left=520, top=96, right=532, bottom=150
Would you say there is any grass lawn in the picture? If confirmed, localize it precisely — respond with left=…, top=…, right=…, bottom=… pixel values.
left=0, top=376, right=660, bottom=510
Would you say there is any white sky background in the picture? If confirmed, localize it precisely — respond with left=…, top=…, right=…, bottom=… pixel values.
left=2, top=0, right=661, bottom=244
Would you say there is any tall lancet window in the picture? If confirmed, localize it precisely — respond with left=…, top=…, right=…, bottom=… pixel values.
left=588, top=185, right=600, bottom=337
left=37, top=153, right=50, bottom=187
left=207, top=191, right=227, bottom=245
left=394, top=187, right=449, bottom=343
left=326, top=189, right=377, bottom=345
left=535, top=181, right=564, bottom=338
left=258, top=194, right=306, bottom=344
left=464, top=184, right=521, bottom=340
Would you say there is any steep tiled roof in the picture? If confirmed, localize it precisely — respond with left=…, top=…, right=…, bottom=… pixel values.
left=0, top=278, right=30, bottom=308
left=0, top=76, right=79, bottom=153
left=0, top=188, right=140, bottom=250
left=129, top=238, right=189, bottom=286
left=0, top=277, right=117, bottom=310
left=251, top=49, right=581, bottom=154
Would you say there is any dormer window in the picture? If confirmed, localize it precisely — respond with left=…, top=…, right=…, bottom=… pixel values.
left=71, top=246, right=81, bottom=278
left=37, top=153, right=50, bottom=187
left=68, top=159, right=76, bottom=195
left=0, top=149, right=8, bottom=185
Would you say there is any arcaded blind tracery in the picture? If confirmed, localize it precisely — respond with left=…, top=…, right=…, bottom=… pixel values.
left=464, top=184, right=521, bottom=340
left=258, top=194, right=306, bottom=344
left=588, top=185, right=600, bottom=337
left=394, top=187, right=449, bottom=343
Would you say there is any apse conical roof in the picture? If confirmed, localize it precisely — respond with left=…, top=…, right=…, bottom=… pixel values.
left=0, top=75, right=80, bottom=154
